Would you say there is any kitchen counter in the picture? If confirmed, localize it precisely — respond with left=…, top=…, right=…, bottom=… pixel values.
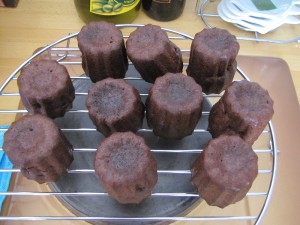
left=0, top=1, right=299, bottom=225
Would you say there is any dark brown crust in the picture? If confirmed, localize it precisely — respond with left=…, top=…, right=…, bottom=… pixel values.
left=94, top=132, right=158, bottom=204
left=191, top=135, right=258, bottom=208
left=126, top=24, right=183, bottom=83
left=208, top=80, right=274, bottom=145
left=146, top=73, right=203, bottom=139
left=86, top=78, right=144, bottom=136
left=17, top=59, right=75, bottom=118
left=187, top=28, right=240, bottom=94
left=77, top=21, right=128, bottom=83
left=3, top=114, right=73, bottom=184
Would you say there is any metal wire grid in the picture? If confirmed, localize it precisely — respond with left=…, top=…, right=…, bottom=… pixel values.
left=196, top=0, right=300, bottom=44
left=0, top=25, right=278, bottom=224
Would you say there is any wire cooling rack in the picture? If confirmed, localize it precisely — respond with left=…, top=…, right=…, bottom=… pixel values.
left=196, top=0, right=300, bottom=43
left=0, top=25, right=278, bottom=225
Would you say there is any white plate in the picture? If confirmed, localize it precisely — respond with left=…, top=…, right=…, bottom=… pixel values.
left=218, top=2, right=267, bottom=33
left=224, top=0, right=300, bottom=24
left=218, top=0, right=300, bottom=34
left=231, top=0, right=300, bottom=19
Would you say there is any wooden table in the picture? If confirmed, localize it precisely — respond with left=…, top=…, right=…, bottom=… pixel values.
left=0, top=1, right=299, bottom=225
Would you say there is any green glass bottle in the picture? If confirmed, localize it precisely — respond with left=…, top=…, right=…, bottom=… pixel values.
left=74, top=0, right=141, bottom=24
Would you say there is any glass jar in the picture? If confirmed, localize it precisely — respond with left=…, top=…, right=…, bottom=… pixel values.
left=142, top=0, right=186, bottom=21
left=74, top=0, right=141, bottom=24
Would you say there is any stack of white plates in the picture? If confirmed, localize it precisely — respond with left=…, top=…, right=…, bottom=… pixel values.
left=217, top=0, right=300, bottom=34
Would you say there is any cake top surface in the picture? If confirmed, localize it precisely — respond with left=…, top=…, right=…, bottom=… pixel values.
left=77, top=21, right=124, bottom=50
left=94, top=132, right=156, bottom=181
left=193, top=27, right=240, bottom=58
left=202, top=134, right=258, bottom=189
left=86, top=78, right=142, bottom=122
left=126, top=24, right=171, bottom=57
left=223, top=80, right=274, bottom=120
left=3, top=114, right=62, bottom=165
left=17, top=59, right=71, bottom=99
left=149, top=73, right=203, bottom=112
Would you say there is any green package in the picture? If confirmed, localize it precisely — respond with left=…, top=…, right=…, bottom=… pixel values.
left=251, top=0, right=277, bottom=11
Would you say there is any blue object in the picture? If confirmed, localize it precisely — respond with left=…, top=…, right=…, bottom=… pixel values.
left=0, top=125, right=13, bottom=212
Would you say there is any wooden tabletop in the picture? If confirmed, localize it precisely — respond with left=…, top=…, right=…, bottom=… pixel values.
left=0, top=1, right=300, bottom=225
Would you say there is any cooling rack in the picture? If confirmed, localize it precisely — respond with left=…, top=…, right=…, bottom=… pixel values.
left=196, top=0, right=300, bottom=44
left=0, top=25, right=278, bottom=225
